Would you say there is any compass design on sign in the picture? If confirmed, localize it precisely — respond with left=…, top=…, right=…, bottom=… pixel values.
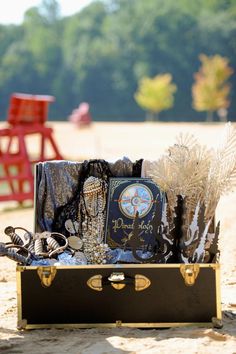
left=105, top=178, right=163, bottom=249
left=117, top=183, right=154, bottom=219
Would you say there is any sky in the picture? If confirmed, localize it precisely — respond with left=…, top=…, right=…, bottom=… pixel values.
left=0, top=0, right=94, bottom=25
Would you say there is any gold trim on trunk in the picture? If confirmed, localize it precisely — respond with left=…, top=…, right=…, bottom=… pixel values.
left=16, top=268, right=23, bottom=329
left=17, top=263, right=219, bottom=271
left=20, top=321, right=214, bottom=330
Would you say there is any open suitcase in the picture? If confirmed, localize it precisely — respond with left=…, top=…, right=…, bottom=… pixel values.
left=14, top=159, right=222, bottom=329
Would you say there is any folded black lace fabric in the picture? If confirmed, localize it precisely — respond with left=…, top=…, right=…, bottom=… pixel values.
left=35, top=158, right=143, bottom=234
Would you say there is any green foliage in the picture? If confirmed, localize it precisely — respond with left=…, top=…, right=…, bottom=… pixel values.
left=134, top=74, right=177, bottom=120
left=0, top=0, right=235, bottom=121
left=192, top=54, right=233, bottom=121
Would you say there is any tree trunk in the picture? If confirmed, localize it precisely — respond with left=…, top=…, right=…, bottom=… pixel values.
left=206, top=110, right=214, bottom=122
left=146, top=111, right=157, bottom=121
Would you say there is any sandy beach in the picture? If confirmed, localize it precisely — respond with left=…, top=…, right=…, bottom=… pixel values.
left=0, top=121, right=236, bottom=353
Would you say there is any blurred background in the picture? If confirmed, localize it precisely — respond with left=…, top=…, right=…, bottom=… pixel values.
left=0, top=0, right=235, bottom=123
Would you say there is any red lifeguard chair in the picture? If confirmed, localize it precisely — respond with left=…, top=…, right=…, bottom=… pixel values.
left=0, top=93, right=63, bottom=203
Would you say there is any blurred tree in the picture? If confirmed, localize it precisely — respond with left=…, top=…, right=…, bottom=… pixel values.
left=39, top=0, right=60, bottom=23
left=192, top=54, right=233, bottom=121
left=134, top=74, right=177, bottom=121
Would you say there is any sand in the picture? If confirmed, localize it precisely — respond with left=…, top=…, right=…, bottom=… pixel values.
left=0, top=121, right=236, bottom=353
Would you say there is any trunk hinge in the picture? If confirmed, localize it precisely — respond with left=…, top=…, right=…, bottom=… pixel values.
left=37, top=266, right=57, bottom=287
left=180, top=264, right=200, bottom=286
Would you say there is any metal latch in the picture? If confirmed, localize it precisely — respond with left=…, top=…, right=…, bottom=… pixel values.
left=37, top=266, right=57, bottom=287
left=108, top=272, right=126, bottom=290
left=87, top=272, right=151, bottom=291
left=180, top=264, right=200, bottom=286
